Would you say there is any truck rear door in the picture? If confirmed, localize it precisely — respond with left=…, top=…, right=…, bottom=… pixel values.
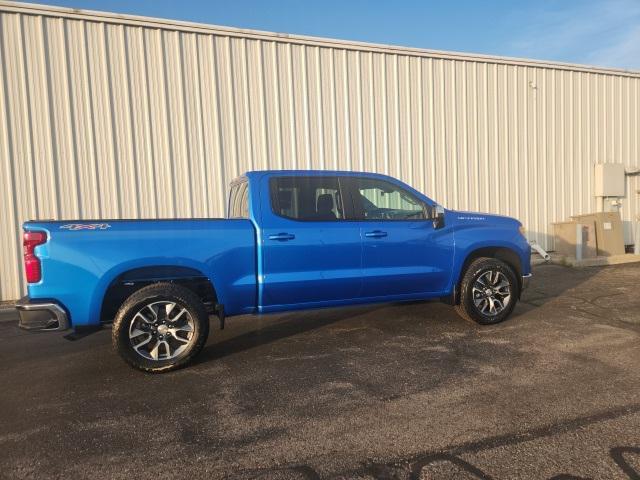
left=257, top=175, right=362, bottom=310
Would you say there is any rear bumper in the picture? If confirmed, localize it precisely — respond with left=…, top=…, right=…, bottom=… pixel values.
left=521, top=273, right=532, bottom=291
left=16, top=297, right=70, bottom=331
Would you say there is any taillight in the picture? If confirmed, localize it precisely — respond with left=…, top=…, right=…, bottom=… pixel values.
left=23, top=231, right=47, bottom=283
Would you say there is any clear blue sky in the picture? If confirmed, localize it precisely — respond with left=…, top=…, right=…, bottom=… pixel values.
left=25, top=0, right=640, bottom=70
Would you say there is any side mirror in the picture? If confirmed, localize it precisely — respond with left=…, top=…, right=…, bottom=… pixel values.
left=433, top=205, right=445, bottom=229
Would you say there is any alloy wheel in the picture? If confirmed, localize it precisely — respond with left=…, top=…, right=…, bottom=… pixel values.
left=128, top=301, right=196, bottom=361
left=472, top=270, right=512, bottom=316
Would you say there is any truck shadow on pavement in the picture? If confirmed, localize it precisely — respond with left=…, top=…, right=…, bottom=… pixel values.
left=197, top=304, right=384, bottom=362
left=198, top=263, right=607, bottom=363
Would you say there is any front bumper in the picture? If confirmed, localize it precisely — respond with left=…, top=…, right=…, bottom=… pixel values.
left=521, top=273, right=532, bottom=291
left=16, top=297, right=70, bottom=331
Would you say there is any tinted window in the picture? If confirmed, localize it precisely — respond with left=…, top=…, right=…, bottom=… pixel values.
left=228, top=181, right=249, bottom=219
left=270, top=177, right=344, bottom=221
left=352, top=178, right=427, bottom=220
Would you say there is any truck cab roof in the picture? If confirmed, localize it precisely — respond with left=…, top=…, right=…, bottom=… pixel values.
left=243, top=170, right=397, bottom=181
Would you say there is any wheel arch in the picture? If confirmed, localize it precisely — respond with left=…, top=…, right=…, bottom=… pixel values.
left=99, top=265, right=218, bottom=323
left=454, top=246, right=523, bottom=304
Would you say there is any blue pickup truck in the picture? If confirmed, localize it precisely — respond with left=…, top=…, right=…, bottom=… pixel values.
left=18, top=170, right=531, bottom=372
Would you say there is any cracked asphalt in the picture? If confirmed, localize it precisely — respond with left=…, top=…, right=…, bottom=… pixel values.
left=1, top=263, right=639, bottom=479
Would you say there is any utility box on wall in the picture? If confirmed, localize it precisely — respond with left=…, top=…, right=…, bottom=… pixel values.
left=594, top=163, right=626, bottom=197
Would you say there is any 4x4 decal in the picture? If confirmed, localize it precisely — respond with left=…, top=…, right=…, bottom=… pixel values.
left=59, top=223, right=111, bottom=231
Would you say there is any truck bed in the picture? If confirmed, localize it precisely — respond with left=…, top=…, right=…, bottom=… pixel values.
left=24, top=218, right=257, bottom=327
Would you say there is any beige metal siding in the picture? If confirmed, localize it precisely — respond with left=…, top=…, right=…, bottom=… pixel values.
left=1, top=1, right=639, bottom=301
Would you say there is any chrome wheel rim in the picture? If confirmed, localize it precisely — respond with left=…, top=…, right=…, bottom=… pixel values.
left=472, top=270, right=512, bottom=316
left=128, top=301, right=195, bottom=361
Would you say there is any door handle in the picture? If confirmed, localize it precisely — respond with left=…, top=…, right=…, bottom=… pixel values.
left=268, top=232, right=296, bottom=241
left=364, top=230, right=388, bottom=238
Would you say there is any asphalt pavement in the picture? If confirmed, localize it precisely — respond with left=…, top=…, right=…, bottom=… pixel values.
left=1, top=263, right=639, bottom=479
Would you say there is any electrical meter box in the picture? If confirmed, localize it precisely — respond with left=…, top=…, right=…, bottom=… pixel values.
left=594, top=163, right=625, bottom=197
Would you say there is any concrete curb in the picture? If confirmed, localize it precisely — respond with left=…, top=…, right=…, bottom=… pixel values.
left=556, top=253, right=640, bottom=267
left=533, top=253, right=640, bottom=268
left=0, top=305, right=17, bottom=323
left=0, top=302, right=16, bottom=311
left=0, top=300, right=17, bottom=325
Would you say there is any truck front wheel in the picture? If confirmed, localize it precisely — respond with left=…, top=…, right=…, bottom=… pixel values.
left=111, top=282, right=210, bottom=373
left=454, top=257, right=518, bottom=325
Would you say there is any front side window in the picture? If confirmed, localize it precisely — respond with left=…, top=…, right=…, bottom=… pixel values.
left=228, top=180, right=249, bottom=219
left=352, top=178, right=427, bottom=220
left=270, top=177, right=344, bottom=221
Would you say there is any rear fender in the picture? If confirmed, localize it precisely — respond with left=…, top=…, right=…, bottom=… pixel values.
left=90, top=258, right=217, bottom=325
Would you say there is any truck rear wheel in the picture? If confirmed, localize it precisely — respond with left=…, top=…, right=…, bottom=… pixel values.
left=454, top=257, right=518, bottom=325
left=111, top=282, right=210, bottom=373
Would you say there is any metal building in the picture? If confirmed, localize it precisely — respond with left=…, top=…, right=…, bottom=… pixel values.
left=1, top=1, right=639, bottom=301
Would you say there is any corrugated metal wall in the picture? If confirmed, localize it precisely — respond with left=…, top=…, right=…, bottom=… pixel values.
left=1, top=1, right=639, bottom=301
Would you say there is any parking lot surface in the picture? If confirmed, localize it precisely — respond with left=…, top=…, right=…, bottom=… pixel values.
left=1, top=263, right=639, bottom=479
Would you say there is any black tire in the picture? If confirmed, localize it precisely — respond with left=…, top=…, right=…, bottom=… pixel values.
left=454, top=257, right=519, bottom=325
left=111, top=282, right=210, bottom=373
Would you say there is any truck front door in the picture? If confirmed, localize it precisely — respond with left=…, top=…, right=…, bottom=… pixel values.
left=345, top=176, right=453, bottom=298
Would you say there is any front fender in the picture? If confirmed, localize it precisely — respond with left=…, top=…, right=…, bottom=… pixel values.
left=450, top=225, right=531, bottom=292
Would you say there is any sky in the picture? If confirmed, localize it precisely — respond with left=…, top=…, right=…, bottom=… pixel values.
left=23, top=0, right=640, bottom=70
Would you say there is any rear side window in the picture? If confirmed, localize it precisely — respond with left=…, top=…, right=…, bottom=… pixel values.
left=228, top=181, right=249, bottom=219
left=270, top=177, right=345, bottom=221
